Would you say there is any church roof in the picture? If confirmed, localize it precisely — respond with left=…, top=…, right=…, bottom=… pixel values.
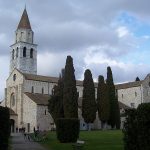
left=17, top=8, right=31, bottom=30
left=25, top=92, right=50, bottom=105
left=23, top=72, right=141, bottom=89
left=115, top=81, right=142, bottom=90
left=24, top=73, right=59, bottom=83
left=23, top=73, right=85, bottom=86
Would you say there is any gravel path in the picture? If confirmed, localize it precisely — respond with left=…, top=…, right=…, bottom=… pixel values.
left=11, top=133, right=48, bottom=150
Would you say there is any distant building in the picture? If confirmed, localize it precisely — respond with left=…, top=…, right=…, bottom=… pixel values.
left=1, top=8, right=150, bottom=132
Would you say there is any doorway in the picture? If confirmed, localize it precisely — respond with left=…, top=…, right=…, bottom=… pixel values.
left=10, top=119, right=15, bottom=133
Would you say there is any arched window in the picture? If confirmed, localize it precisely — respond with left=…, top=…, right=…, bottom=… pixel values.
left=45, top=110, right=47, bottom=115
left=11, top=93, right=15, bottom=107
left=31, top=86, right=34, bottom=93
left=12, top=49, right=14, bottom=60
left=13, top=74, right=16, bottom=81
left=30, top=48, right=33, bottom=58
left=23, top=47, right=26, bottom=57
left=16, top=47, right=18, bottom=58
left=42, top=88, right=44, bottom=94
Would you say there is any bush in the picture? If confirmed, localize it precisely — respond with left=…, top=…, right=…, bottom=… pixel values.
left=0, top=106, right=10, bottom=150
left=123, top=103, right=150, bottom=150
left=123, top=109, right=138, bottom=150
left=136, top=103, right=150, bottom=150
left=56, top=118, right=79, bottom=143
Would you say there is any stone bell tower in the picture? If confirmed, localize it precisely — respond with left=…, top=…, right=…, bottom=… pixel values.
left=10, top=8, right=37, bottom=74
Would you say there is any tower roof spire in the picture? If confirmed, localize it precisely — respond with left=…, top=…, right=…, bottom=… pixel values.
left=17, top=8, right=31, bottom=30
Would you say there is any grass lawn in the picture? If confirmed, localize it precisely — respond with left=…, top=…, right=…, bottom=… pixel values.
left=40, top=130, right=124, bottom=150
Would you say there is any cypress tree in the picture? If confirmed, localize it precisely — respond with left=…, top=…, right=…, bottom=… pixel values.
left=106, top=66, right=120, bottom=129
left=63, top=56, right=78, bottom=118
left=82, top=69, right=97, bottom=128
left=97, top=75, right=109, bottom=128
left=48, top=73, right=64, bottom=123
left=135, top=77, right=140, bottom=81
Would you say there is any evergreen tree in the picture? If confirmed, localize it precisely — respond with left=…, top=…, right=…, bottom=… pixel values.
left=97, top=75, right=109, bottom=128
left=106, top=66, right=120, bottom=129
left=135, top=77, right=140, bottom=81
left=63, top=56, right=78, bottom=118
left=48, top=73, right=64, bottom=123
left=82, top=69, right=97, bottom=128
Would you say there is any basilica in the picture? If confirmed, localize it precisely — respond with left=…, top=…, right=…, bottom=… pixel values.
left=1, top=8, right=150, bottom=132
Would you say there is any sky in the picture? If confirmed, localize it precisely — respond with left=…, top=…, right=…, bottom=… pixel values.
left=1, top=0, right=150, bottom=100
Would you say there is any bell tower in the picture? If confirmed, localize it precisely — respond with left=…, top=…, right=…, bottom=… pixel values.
left=10, top=8, right=37, bottom=74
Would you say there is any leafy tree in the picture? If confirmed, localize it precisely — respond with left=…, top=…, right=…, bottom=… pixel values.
left=106, top=66, right=120, bottom=129
left=63, top=56, right=78, bottom=118
left=82, top=69, right=97, bottom=129
left=48, top=74, right=64, bottom=123
left=135, top=77, right=140, bottom=81
left=97, top=75, right=109, bottom=128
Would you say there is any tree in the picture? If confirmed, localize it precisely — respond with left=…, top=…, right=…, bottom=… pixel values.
left=135, top=77, right=140, bottom=81
left=63, top=56, right=78, bottom=118
left=97, top=75, right=109, bottom=129
left=106, top=66, right=120, bottom=129
left=48, top=73, right=64, bottom=123
left=82, top=69, right=97, bottom=130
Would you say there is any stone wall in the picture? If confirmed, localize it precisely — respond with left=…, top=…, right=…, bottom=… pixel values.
left=142, top=74, right=150, bottom=103
left=23, top=94, right=37, bottom=133
left=24, top=80, right=57, bottom=95
left=117, top=86, right=142, bottom=108
left=37, top=105, right=54, bottom=131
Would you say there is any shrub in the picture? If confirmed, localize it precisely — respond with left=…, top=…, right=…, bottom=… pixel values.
left=0, top=106, right=10, bottom=150
left=136, top=103, right=150, bottom=150
left=56, top=118, right=79, bottom=143
left=123, top=109, right=138, bottom=150
left=123, top=103, right=150, bottom=150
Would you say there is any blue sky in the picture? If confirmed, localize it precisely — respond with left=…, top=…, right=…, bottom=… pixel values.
left=0, top=0, right=150, bottom=100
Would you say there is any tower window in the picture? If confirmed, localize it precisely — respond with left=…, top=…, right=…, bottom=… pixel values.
left=13, top=74, right=16, bottom=81
left=16, top=47, right=18, bottom=58
left=12, top=49, right=14, bottom=60
left=42, top=88, right=44, bottom=94
left=30, top=48, right=33, bottom=58
left=135, top=92, right=137, bottom=97
left=31, top=86, right=34, bottom=93
left=23, top=47, right=26, bottom=57
left=45, top=110, right=47, bottom=115
left=11, top=93, right=15, bottom=107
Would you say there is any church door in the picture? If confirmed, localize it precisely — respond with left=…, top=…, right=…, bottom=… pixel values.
left=27, top=123, right=30, bottom=133
left=10, top=119, right=15, bottom=133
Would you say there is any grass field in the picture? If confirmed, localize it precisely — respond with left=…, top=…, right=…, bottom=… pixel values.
left=40, top=130, right=124, bottom=150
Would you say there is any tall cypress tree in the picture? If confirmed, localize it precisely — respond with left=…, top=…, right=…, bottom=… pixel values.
left=63, top=56, right=78, bottom=118
left=106, top=66, right=120, bottom=129
left=48, top=73, right=64, bottom=123
left=82, top=69, right=97, bottom=127
left=97, top=75, right=109, bottom=128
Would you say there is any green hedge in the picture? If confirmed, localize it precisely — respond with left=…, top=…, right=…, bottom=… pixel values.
left=0, top=106, right=10, bottom=150
left=56, top=118, right=79, bottom=143
left=123, top=103, right=150, bottom=150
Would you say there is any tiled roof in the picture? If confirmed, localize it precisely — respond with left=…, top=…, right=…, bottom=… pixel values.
left=23, top=73, right=98, bottom=87
left=23, top=72, right=141, bottom=89
left=17, top=8, right=31, bottom=29
left=115, top=81, right=142, bottom=90
left=24, top=73, right=59, bottom=83
left=25, top=92, right=50, bottom=105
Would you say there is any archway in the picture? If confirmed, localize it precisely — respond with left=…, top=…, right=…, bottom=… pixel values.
left=10, top=119, right=15, bottom=133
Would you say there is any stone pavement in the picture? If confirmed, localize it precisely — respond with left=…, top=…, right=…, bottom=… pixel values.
left=11, top=133, right=48, bottom=150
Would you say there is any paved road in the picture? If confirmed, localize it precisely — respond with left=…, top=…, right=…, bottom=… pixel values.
left=11, top=133, right=48, bottom=150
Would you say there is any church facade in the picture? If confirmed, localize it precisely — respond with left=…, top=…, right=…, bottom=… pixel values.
left=1, top=9, right=150, bottom=132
